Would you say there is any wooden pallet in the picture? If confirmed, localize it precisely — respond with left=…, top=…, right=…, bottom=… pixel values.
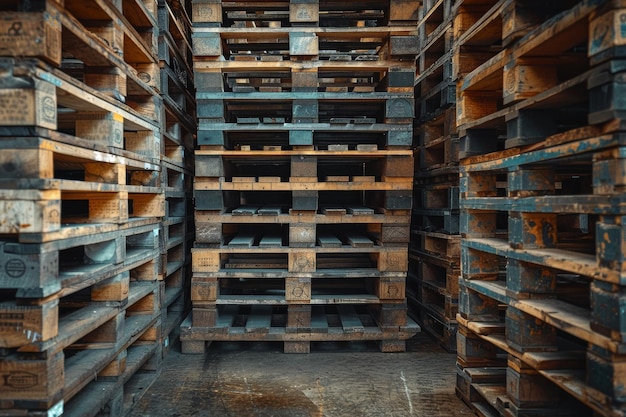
left=191, top=272, right=407, bottom=305
left=0, top=280, right=160, bottom=411
left=456, top=316, right=624, bottom=417
left=0, top=58, right=161, bottom=155
left=180, top=303, right=420, bottom=354
left=455, top=0, right=604, bottom=151
left=459, top=275, right=626, bottom=415
left=191, top=243, right=409, bottom=274
left=195, top=215, right=409, bottom=249
left=0, top=222, right=160, bottom=297
left=0, top=0, right=160, bottom=101
left=192, top=0, right=419, bottom=27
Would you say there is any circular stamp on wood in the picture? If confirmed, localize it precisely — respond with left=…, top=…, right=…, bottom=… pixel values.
left=5, top=258, right=26, bottom=278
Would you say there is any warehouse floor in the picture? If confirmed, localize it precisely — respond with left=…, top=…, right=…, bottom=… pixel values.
left=128, top=333, right=474, bottom=417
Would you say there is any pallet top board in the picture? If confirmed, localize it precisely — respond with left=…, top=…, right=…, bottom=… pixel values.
left=216, top=294, right=381, bottom=305
left=197, top=91, right=413, bottom=99
left=457, top=66, right=589, bottom=134
left=194, top=180, right=412, bottom=191
left=194, top=267, right=406, bottom=278
left=193, top=26, right=416, bottom=36
left=195, top=60, right=414, bottom=71
left=196, top=149, right=412, bottom=156
left=198, top=122, right=412, bottom=132
left=192, top=245, right=402, bottom=254
left=196, top=211, right=410, bottom=224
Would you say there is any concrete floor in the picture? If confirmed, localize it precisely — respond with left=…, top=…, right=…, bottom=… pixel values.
left=128, top=333, right=475, bottom=417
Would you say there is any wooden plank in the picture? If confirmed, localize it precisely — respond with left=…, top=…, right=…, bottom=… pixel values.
left=317, top=234, right=343, bottom=248
left=337, top=305, right=364, bottom=333
left=347, top=206, right=375, bottom=215
left=511, top=298, right=625, bottom=354
left=228, top=234, right=256, bottom=247
left=259, top=235, right=282, bottom=248
left=232, top=206, right=259, bottom=215
left=352, top=176, right=376, bottom=182
left=321, top=207, right=347, bottom=215
left=257, top=206, right=282, bottom=215
left=325, top=175, right=350, bottom=182
left=215, top=306, right=238, bottom=329
left=258, top=176, right=282, bottom=183
left=245, top=305, right=273, bottom=333
left=346, top=235, right=374, bottom=248
left=311, top=307, right=329, bottom=333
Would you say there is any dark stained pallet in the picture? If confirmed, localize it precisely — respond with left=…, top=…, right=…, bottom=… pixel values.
left=454, top=0, right=608, bottom=150
left=456, top=316, right=620, bottom=417
left=0, top=222, right=161, bottom=298
left=409, top=298, right=458, bottom=352
left=0, top=281, right=160, bottom=411
left=179, top=304, right=420, bottom=354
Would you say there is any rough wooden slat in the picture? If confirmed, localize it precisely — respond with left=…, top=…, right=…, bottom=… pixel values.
left=346, top=235, right=374, bottom=248
left=232, top=206, right=259, bottom=215
left=311, top=307, right=329, bottom=333
left=337, top=305, right=365, bottom=333
left=245, top=305, right=273, bottom=333
left=228, top=234, right=256, bottom=247
left=257, top=206, right=282, bottom=216
left=347, top=206, right=375, bottom=215
left=259, top=235, right=283, bottom=248
left=317, top=234, right=343, bottom=248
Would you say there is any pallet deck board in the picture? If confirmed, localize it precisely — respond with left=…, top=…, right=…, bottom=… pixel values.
left=245, top=305, right=274, bottom=333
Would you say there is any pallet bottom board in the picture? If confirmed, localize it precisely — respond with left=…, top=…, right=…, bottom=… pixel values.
left=179, top=311, right=420, bottom=342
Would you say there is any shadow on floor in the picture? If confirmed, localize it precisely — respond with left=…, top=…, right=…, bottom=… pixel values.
left=127, top=333, right=474, bottom=417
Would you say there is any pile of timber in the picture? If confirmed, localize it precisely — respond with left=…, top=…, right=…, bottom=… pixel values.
left=181, top=0, right=421, bottom=353
left=0, top=0, right=194, bottom=415
left=156, top=0, right=196, bottom=358
left=408, top=0, right=460, bottom=352
left=453, top=0, right=626, bottom=416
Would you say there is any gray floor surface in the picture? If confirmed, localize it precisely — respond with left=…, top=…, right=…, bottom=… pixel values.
left=128, top=333, right=475, bottom=417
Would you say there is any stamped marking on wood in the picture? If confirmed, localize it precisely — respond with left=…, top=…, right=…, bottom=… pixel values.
left=5, top=258, right=26, bottom=278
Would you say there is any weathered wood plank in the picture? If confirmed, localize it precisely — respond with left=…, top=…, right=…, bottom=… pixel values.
left=245, top=305, right=273, bottom=333
left=317, top=234, right=343, bottom=248
left=337, top=305, right=364, bottom=333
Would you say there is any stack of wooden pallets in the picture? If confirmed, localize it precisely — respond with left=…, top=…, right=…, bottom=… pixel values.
left=181, top=0, right=421, bottom=353
left=156, top=0, right=196, bottom=359
left=408, top=0, right=461, bottom=352
left=453, top=0, right=626, bottom=416
left=0, top=0, right=194, bottom=415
